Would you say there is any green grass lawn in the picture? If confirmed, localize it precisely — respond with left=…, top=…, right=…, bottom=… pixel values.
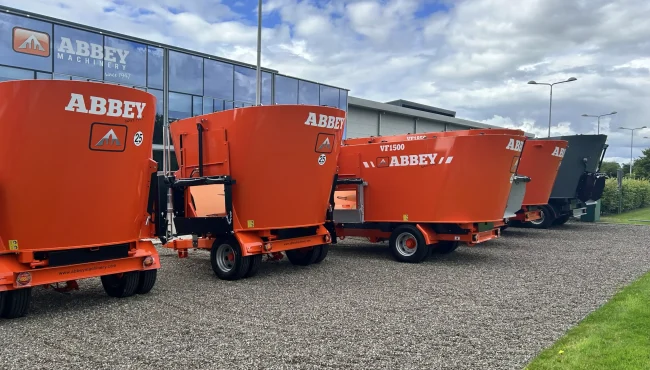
left=525, top=271, right=650, bottom=370
left=600, top=207, right=650, bottom=225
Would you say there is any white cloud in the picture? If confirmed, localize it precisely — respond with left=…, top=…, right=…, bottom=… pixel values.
left=3, top=0, right=650, bottom=163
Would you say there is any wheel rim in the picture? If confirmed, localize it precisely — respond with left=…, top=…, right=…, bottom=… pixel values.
left=216, top=244, right=236, bottom=272
left=530, top=209, right=545, bottom=225
left=395, top=232, right=418, bottom=257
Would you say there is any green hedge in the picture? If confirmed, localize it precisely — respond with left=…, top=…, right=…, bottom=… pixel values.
left=601, top=178, right=650, bottom=214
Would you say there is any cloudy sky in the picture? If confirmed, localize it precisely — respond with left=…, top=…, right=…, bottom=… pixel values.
left=5, top=0, right=650, bottom=164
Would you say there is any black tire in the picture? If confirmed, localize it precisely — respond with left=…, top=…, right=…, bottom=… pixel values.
left=1, top=288, right=31, bottom=319
left=0, top=291, right=5, bottom=316
left=436, top=241, right=460, bottom=255
left=210, top=238, right=251, bottom=281
left=389, top=225, right=428, bottom=263
left=244, top=254, right=263, bottom=278
left=553, top=214, right=571, bottom=226
left=286, top=246, right=320, bottom=266
left=101, top=271, right=140, bottom=298
left=313, top=244, right=329, bottom=264
left=526, top=205, right=555, bottom=229
left=136, top=269, right=158, bottom=294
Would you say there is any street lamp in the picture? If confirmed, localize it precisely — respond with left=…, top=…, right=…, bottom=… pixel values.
left=255, top=0, right=262, bottom=106
left=582, top=111, right=617, bottom=135
left=528, top=77, right=578, bottom=138
left=620, top=126, right=647, bottom=175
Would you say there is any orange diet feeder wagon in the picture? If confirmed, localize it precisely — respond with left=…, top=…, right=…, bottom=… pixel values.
left=151, top=105, right=345, bottom=280
left=0, top=80, right=160, bottom=319
left=507, top=138, right=569, bottom=225
left=331, top=128, right=530, bottom=263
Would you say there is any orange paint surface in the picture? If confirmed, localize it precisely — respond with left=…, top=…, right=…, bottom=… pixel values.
left=0, top=80, right=157, bottom=252
left=170, top=105, right=345, bottom=231
left=335, top=129, right=528, bottom=223
left=517, top=139, right=568, bottom=205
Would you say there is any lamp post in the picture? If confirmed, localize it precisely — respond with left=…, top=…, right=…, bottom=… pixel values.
left=255, top=0, right=262, bottom=106
left=528, top=77, right=578, bottom=138
left=620, top=126, right=647, bottom=176
left=582, top=111, right=617, bottom=135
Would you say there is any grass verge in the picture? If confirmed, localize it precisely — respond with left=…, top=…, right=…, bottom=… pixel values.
left=600, top=207, right=650, bottom=225
left=525, top=271, right=650, bottom=369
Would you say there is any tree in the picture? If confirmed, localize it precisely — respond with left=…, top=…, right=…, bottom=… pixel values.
left=630, top=148, right=650, bottom=179
left=599, top=161, right=621, bottom=178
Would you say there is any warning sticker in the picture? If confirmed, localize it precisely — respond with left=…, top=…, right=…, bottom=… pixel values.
left=133, top=131, right=144, bottom=146
left=247, top=220, right=255, bottom=228
left=318, top=154, right=327, bottom=166
left=8, top=240, right=18, bottom=250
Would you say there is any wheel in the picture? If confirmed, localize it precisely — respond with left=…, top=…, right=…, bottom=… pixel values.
left=313, top=244, right=329, bottom=264
left=1, top=288, right=31, bottom=319
left=526, top=205, right=555, bottom=229
left=286, top=246, right=320, bottom=266
left=389, top=225, right=429, bottom=263
left=210, top=238, right=251, bottom=281
left=435, top=241, right=460, bottom=255
left=101, top=271, right=140, bottom=298
left=0, top=291, right=5, bottom=316
left=553, top=214, right=571, bottom=226
left=244, top=254, right=263, bottom=278
left=136, top=269, right=157, bottom=294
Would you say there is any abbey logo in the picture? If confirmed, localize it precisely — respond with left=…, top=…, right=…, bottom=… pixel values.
left=315, top=133, right=335, bottom=153
left=65, top=93, right=146, bottom=119
left=551, top=146, right=566, bottom=158
left=305, top=112, right=345, bottom=130
left=13, top=27, right=50, bottom=57
left=506, top=138, right=524, bottom=152
left=363, top=153, right=454, bottom=168
left=89, top=123, right=127, bottom=152
left=57, top=37, right=129, bottom=71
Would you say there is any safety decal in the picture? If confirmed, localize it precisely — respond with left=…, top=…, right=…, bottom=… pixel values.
left=318, top=154, right=327, bottom=166
left=133, top=131, right=144, bottom=147
left=247, top=220, right=255, bottom=228
left=8, top=240, right=19, bottom=250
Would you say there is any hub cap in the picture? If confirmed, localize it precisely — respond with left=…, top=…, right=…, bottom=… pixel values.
left=395, top=232, right=418, bottom=257
left=216, top=244, right=236, bottom=272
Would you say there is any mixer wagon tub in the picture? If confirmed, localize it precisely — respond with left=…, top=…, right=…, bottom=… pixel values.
left=506, top=138, right=569, bottom=226
left=331, top=129, right=529, bottom=262
left=0, top=80, right=161, bottom=319
left=152, top=105, right=345, bottom=280
left=519, top=134, right=608, bottom=228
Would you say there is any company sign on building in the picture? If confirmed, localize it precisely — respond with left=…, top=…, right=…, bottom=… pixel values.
left=1, top=12, right=149, bottom=86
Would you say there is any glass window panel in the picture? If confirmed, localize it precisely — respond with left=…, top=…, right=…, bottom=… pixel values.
left=147, top=46, right=163, bottom=89
left=36, top=72, right=52, bottom=79
left=262, top=72, right=272, bottom=105
left=103, top=36, right=146, bottom=87
left=274, top=75, right=298, bottom=105
left=203, top=97, right=213, bottom=114
left=0, top=66, right=33, bottom=82
left=339, top=89, right=348, bottom=110
left=53, top=73, right=71, bottom=80
left=192, top=96, right=202, bottom=117
left=169, top=92, right=192, bottom=120
left=298, top=80, right=319, bottom=105
left=169, top=50, right=203, bottom=95
left=319, top=85, right=339, bottom=108
left=54, top=25, right=103, bottom=80
left=234, top=65, right=256, bottom=103
left=0, top=13, right=53, bottom=72
left=148, top=89, right=164, bottom=145
left=204, top=59, right=233, bottom=100
left=224, top=101, right=234, bottom=111
left=153, top=150, right=179, bottom=172
left=213, top=99, right=224, bottom=112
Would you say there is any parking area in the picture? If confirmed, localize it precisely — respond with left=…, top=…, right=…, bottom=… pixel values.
left=2, top=222, right=649, bottom=370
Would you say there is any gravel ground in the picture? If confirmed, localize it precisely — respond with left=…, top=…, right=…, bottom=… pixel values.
left=1, top=221, right=649, bottom=370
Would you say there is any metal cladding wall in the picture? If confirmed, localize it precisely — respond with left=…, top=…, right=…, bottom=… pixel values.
left=345, top=96, right=533, bottom=139
left=543, top=134, right=608, bottom=199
